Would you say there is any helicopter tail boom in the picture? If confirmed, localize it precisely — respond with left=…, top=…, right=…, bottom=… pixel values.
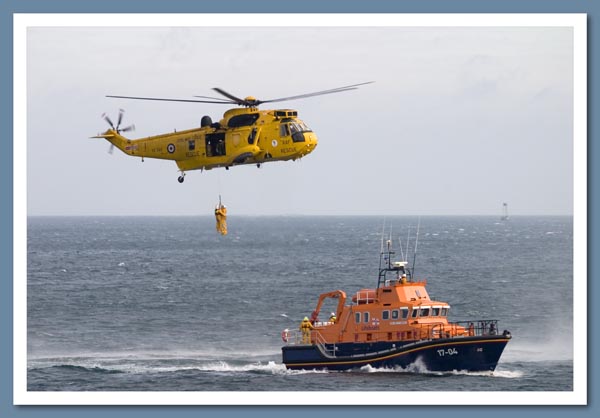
left=90, top=132, right=116, bottom=139
left=90, top=130, right=135, bottom=156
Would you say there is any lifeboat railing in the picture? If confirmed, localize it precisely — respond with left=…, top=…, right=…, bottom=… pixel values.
left=353, top=290, right=377, bottom=305
left=409, top=320, right=504, bottom=340
left=412, top=320, right=504, bottom=340
left=283, top=330, right=303, bottom=345
left=283, top=329, right=337, bottom=355
left=330, top=319, right=504, bottom=344
left=449, top=320, right=502, bottom=337
left=312, top=331, right=337, bottom=357
left=284, top=319, right=505, bottom=347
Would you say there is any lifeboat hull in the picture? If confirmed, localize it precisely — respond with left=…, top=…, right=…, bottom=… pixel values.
left=282, top=335, right=511, bottom=372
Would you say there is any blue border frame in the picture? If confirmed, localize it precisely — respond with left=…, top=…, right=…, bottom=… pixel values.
left=1, top=0, right=596, bottom=417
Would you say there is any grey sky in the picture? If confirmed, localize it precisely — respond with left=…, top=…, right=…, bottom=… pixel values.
left=26, top=25, right=575, bottom=216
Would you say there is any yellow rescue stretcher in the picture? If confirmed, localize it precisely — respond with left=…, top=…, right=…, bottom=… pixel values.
left=215, top=196, right=227, bottom=235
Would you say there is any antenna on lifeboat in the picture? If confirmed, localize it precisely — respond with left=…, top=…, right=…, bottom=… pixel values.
left=405, top=225, right=411, bottom=270
left=412, top=217, right=421, bottom=280
left=380, top=219, right=386, bottom=253
left=398, top=230, right=406, bottom=263
left=379, top=219, right=387, bottom=276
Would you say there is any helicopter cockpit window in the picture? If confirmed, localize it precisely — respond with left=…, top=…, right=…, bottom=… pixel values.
left=279, top=124, right=290, bottom=137
left=289, top=123, right=299, bottom=135
left=289, top=122, right=309, bottom=143
left=298, top=121, right=311, bottom=132
left=227, top=113, right=260, bottom=128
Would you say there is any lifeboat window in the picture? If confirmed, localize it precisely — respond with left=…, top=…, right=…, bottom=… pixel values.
left=441, top=308, right=449, bottom=316
left=411, top=308, right=419, bottom=318
left=400, top=307, right=409, bottom=319
left=382, top=310, right=390, bottom=320
left=363, top=312, right=370, bottom=323
left=415, top=289, right=422, bottom=298
left=420, top=307, right=430, bottom=317
left=432, top=307, right=440, bottom=316
left=355, top=312, right=361, bottom=323
left=391, top=310, right=399, bottom=320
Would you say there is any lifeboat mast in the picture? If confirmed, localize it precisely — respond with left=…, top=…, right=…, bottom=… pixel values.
left=378, top=239, right=412, bottom=288
left=377, top=220, right=420, bottom=288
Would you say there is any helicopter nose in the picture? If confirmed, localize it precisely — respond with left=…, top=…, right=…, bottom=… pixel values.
left=305, top=132, right=318, bottom=147
left=301, top=132, right=318, bottom=156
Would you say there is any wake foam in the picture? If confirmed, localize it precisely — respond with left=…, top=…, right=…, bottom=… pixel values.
left=29, top=356, right=525, bottom=380
left=38, top=364, right=123, bottom=375
left=489, top=369, right=524, bottom=379
left=357, top=357, right=439, bottom=375
left=28, top=356, right=330, bottom=376
left=356, top=357, right=523, bottom=379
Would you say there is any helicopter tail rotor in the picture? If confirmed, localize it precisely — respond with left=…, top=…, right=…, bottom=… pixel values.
left=102, top=109, right=135, bottom=135
left=99, top=109, right=135, bottom=154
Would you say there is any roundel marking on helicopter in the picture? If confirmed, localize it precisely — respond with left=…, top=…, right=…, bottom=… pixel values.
left=167, top=143, right=176, bottom=153
left=271, top=139, right=278, bottom=147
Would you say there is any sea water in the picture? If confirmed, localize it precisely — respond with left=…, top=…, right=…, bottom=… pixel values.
left=26, top=216, right=573, bottom=391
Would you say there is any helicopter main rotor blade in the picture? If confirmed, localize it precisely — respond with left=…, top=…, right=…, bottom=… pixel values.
left=211, top=88, right=249, bottom=106
left=259, top=81, right=375, bottom=104
left=107, top=95, right=237, bottom=104
left=192, top=94, right=234, bottom=102
left=107, top=81, right=373, bottom=108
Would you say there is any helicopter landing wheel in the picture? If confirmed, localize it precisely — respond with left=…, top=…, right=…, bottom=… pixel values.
left=177, top=174, right=185, bottom=183
left=257, top=163, right=261, bottom=168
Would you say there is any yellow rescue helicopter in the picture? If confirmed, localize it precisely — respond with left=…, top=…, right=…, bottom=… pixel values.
left=93, top=82, right=373, bottom=183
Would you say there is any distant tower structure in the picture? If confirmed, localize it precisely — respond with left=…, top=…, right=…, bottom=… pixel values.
left=501, top=202, right=509, bottom=221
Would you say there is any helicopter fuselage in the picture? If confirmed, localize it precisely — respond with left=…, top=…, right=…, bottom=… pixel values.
left=95, top=107, right=318, bottom=176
